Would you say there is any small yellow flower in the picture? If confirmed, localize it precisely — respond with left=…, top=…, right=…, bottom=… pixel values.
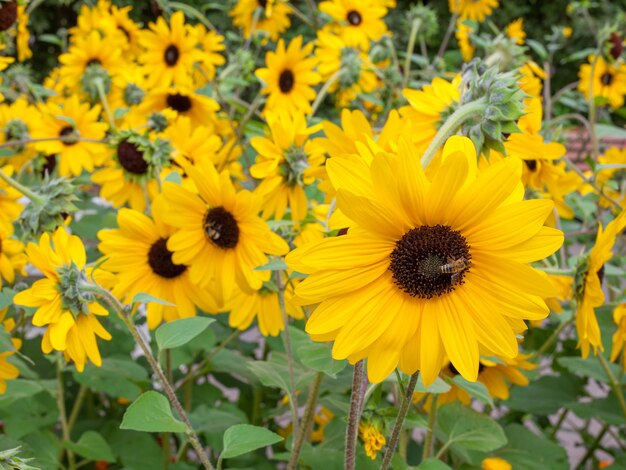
left=506, top=18, right=525, bottom=45
left=359, top=421, right=386, bottom=460
left=562, top=26, right=573, bottom=38
left=482, top=457, right=512, bottom=470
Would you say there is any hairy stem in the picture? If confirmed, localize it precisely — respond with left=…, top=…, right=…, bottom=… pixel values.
left=598, top=353, right=626, bottom=422
left=345, top=360, right=365, bottom=470
left=57, top=359, right=76, bottom=470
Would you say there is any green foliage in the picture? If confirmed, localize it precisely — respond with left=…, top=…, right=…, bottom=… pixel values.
left=220, top=424, right=283, bottom=459
left=120, top=391, right=186, bottom=433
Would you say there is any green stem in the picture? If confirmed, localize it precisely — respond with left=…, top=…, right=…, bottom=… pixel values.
left=420, top=99, right=488, bottom=168
left=95, top=78, right=115, bottom=131
left=549, top=408, right=568, bottom=439
left=402, top=19, right=421, bottom=89
left=421, top=394, right=439, bottom=461
left=380, top=372, right=419, bottom=470
left=575, top=423, right=609, bottom=470
left=0, top=168, right=44, bottom=204
left=67, top=386, right=87, bottom=436
left=587, top=50, right=601, bottom=160
left=436, top=12, right=458, bottom=60
left=287, top=372, right=324, bottom=470
left=311, top=71, right=341, bottom=116
left=57, top=358, right=76, bottom=470
left=84, top=283, right=215, bottom=470
left=530, top=317, right=575, bottom=362
left=345, top=360, right=364, bottom=470
left=597, top=353, right=626, bottom=422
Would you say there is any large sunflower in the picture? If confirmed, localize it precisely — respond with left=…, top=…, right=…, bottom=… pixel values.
left=13, top=227, right=114, bottom=372
left=98, top=196, right=218, bottom=330
left=574, top=210, right=626, bottom=358
left=162, top=159, right=289, bottom=304
left=319, top=0, right=388, bottom=50
left=255, top=36, right=321, bottom=116
left=250, top=111, right=324, bottom=221
left=230, top=0, right=291, bottom=42
left=287, top=136, right=562, bottom=384
left=449, top=0, right=498, bottom=22
left=578, top=55, right=626, bottom=109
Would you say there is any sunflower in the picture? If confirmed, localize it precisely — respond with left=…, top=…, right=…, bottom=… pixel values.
left=578, top=55, right=626, bottom=109
left=162, top=159, right=289, bottom=304
left=31, top=96, right=108, bottom=177
left=518, top=62, right=545, bottom=98
left=98, top=196, right=218, bottom=330
left=456, top=20, right=475, bottom=62
left=139, top=11, right=199, bottom=88
left=250, top=111, right=324, bottom=221
left=0, top=165, right=23, bottom=230
left=611, top=304, right=626, bottom=370
left=506, top=18, right=525, bottom=45
left=0, top=312, right=21, bottom=393
left=287, top=136, right=562, bottom=384
left=189, top=24, right=226, bottom=81
left=319, top=0, right=388, bottom=50
left=15, top=4, right=31, bottom=62
left=13, top=227, right=114, bottom=372
left=225, top=279, right=303, bottom=336
left=449, top=0, right=498, bottom=22
left=141, top=86, right=220, bottom=129
left=574, top=210, right=626, bottom=358
left=0, top=225, right=25, bottom=288
left=229, top=0, right=292, bottom=42
left=597, top=147, right=626, bottom=209
left=256, top=36, right=321, bottom=116
left=0, top=98, right=40, bottom=170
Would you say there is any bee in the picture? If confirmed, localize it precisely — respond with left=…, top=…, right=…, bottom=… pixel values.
left=205, top=223, right=222, bottom=241
left=440, top=256, right=468, bottom=285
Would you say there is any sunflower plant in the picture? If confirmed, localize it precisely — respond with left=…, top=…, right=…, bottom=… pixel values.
left=0, top=0, right=624, bottom=469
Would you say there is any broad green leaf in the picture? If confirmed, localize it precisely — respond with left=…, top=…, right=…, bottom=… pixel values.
left=495, top=424, right=569, bottom=470
left=436, top=403, right=507, bottom=453
left=449, top=375, right=494, bottom=408
left=596, top=124, right=626, bottom=139
left=254, top=258, right=288, bottom=271
left=73, top=357, right=148, bottom=400
left=297, top=342, right=346, bottom=377
left=0, top=288, right=16, bottom=310
left=414, top=374, right=451, bottom=394
left=507, top=375, right=583, bottom=415
left=189, top=404, right=247, bottom=435
left=120, top=391, right=186, bottom=433
left=131, top=292, right=175, bottom=306
left=65, top=431, right=115, bottom=462
left=221, top=424, right=283, bottom=459
left=155, top=317, right=215, bottom=350
left=557, top=356, right=620, bottom=383
left=416, top=458, right=453, bottom=470
left=247, top=353, right=316, bottom=392
left=568, top=395, right=626, bottom=426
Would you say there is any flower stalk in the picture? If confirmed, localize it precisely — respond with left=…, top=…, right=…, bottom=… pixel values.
left=345, top=360, right=365, bottom=470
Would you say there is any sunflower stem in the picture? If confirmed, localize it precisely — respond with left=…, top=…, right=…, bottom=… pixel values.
left=531, top=316, right=575, bottom=361
left=421, top=394, right=439, bottom=461
left=436, top=11, right=458, bottom=60
left=94, top=77, right=116, bottom=132
left=67, top=385, right=87, bottom=437
left=345, top=360, right=364, bottom=470
left=575, top=423, right=609, bottom=470
left=420, top=99, right=488, bottom=168
left=0, top=167, right=45, bottom=204
left=311, top=71, right=341, bottom=116
left=549, top=408, right=569, bottom=439
left=287, top=372, right=324, bottom=470
left=381, top=372, right=419, bottom=470
left=586, top=47, right=601, bottom=160
left=56, top=358, right=77, bottom=470
left=597, top=353, right=626, bottom=422
left=286, top=3, right=314, bottom=27
left=402, top=18, right=421, bottom=89
left=84, top=283, right=215, bottom=470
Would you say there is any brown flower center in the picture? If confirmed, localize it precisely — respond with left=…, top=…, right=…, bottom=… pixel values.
left=347, top=10, right=362, bottom=26
left=278, top=69, right=295, bottom=93
left=164, top=44, right=180, bottom=67
left=117, top=140, right=148, bottom=175
left=0, top=0, right=17, bottom=32
left=59, top=126, right=78, bottom=146
left=148, top=238, right=187, bottom=279
left=389, top=225, right=471, bottom=299
left=166, top=93, right=192, bottom=112
left=601, top=72, right=614, bottom=86
left=258, top=0, right=268, bottom=7
left=524, top=159, right=537, bottom=171
left=203, top=206, right=239, bottom=249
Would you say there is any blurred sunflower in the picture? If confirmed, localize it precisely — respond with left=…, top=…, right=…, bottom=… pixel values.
left=141, top=86, right=220, bottom=128
left=506, top=18, right=525, bottom=45
left=189, top=24, right=226, bottom=81
left=319, top=0, right=388, bottom=50
left=15, top=4, right=31, bottom=62
left=482, top=457, right=512, bottom=470
left=0, top=165, right=23, bottom=229
left=449, top=0, right=498, bottom=22
left=230, top=0, right=291, bottom=42
left=456, top=21, right=475, bottom=62
left=32, top=96, right=108, bottom=177
left=611, top=304, right=626, bottom=370
left=98, top=196, right=218, bottom=330
left=162, top=159, right=289, bottom=304
left=139, top=11, right=198, bottom=88
left=0, top=225, right=26, bottom=288
left=250, top=111, right=324, bottom=221
left=225, top=279, right=303, bottom=336
left=0, top=98, right=40, bottom=170
left=13, top=227, right=115, bottom=372
left=597, top=147, right=626, bottom=209
left=256, top=36, right=321, bottom=116
left=0, top=311, right=21, bottom=393
left=287, top=136, right=562, bottom=384
left=578, top=55, right=626, bottom=109
left=574, top=210, right=626, bottom=358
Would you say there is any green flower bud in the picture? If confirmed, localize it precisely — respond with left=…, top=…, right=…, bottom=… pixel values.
left=81, top=63, right=112, bottom=102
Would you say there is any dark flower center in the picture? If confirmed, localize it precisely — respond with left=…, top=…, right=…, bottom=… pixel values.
left=164, top=44, right=180, bottom=66
left=148, top=238, right=187, bottom=279
left=609, top=32, right=623, bottom=60
left=42, top=155, right=57, bottom=175
left=166, top=93, right=192, bottom=112
left=0, top=0, right=17, bottom=32
left=389, top=225, right=471, bottom=299
left=59, top=126, right=78, bottom=146
left=524, top=159, right=537, bottom=171
left=278, top=69, right=295, bottom=93
left=258, top=0, right=268, bottom=7
left=117, top=140, right=148, bottom=175
left=203, top=206, right=239, bottom=249
left=86, top=58, right=102, bottom=67
left=118, top=25, right=131, bottom=41
left=597, top=264, right=605, bottom=284
left=601, top=72, right=614, bottom=86
left=347, top=10, right=362, bottom=25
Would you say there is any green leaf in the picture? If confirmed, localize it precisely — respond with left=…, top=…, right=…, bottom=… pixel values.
left=449, top=375, right=494, bottom=408
left=120, top=391, right=186, bottom=433
left=0, top=148, right=16, bottom=158
left=416, top=458, right=453, bottom=470
left=595, top=123, right=626, bottom=140
left=495, top=424, right=569, bottom=470
left=65, top=431, right=115, bottom=462
left=414, top=375, right=451, bottom=394
left=0, top=288, right=16, bottom=310
left=38, top=34, right=63, bottom=47
left=507, top=375, right=583, bottom=415
left=526, top=39, right=548, bottom=60
left=131, top=292, right=175, bottom=306
left=296, top=342, right=346, bottom=377
left=72, top=357, right=149, bottom=400
left=189, top=404, right=247, bottom=435
left=436, top=403, right=507, bottom=453
left=221, top=424, right=283, bottom=459
left=557, top=356, right=620, bottom=383
left=155, top=317, right=215, bottom=351
left=568, top=395, right=626, bottom=426
left=254, top=258, right=288, bottom=271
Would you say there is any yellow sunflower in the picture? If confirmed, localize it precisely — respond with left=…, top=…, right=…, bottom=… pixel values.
left=0, top=165, right=23, bottom=230
left=250, top=111, right=324, bottom=221
left=225, top=279, right=303, bottom=336
left=611, top=304, right=626, bottom=370
left=98, top=196, right=218, bottom=330
left=0, top=312, right=21, bottom=393
left=141, top=85, right=220, bottom=129
left=31, top=96, right=108, bottom=177
left=229, top=0, right=292, bottom=42
left=506, top=18, right=525, bottom=45
left=287, top=136, right=562, bottom=384
left=319, top=0, right=388, bottom=50
left=456, top=20, right=475, bottom=62
left=574, top=210, right=626, bottom=358
left=597, top=146, right=626, bottom=209
left=162, top=159, right=289, bottom=304
left=0, top=225, right=25, bottom=288
left=13, top=227, right=114, bottom=372
left=15, top=4, right=31, bottom=62
left=0, top=98, right=40, bottom=170
left=519, top=61, right=545, bottom=98
left=578, top=55, right=626, bottom=109
left=449, top=0, right=498, bottom=22
left=138, top=11, right=199, bottom=88
left=256, top=36, right=321, bottom=116
left=189, top=24, right=226, bottom=81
